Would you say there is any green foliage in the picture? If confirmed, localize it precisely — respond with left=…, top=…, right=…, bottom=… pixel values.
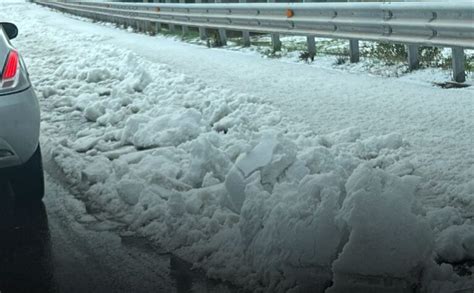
left=364, top=43, right=473, bottom=73
left=207, top=31, right=224, bottom=48
left=259, top=48, right=282, bottom=58
left=365, top=42, right=407, bottom=65
left=419, top=46, right=443, bottom=66
left=181, top=31, right=200, bottom=41
left=335, top=56, right=347, bottom=65
left=418, top=47, right=473, bottom=73
left=466, top=57, right=474, bottom=74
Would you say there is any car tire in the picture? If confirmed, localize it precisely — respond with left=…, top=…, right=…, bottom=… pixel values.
left=11, top=145, right=45, bottom=202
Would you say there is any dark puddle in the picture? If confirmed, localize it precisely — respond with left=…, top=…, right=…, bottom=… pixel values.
left=433, top=81, right=471, bottom=89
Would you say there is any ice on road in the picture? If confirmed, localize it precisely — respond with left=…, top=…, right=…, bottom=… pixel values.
left=1, top=1, right=473, bottom=292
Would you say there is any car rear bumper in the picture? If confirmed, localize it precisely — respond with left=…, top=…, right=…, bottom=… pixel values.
left=0, top=87, right=40, bottom=169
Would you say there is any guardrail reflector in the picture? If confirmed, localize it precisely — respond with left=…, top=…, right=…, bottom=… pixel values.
left=286, top=9, right=294, bottom=18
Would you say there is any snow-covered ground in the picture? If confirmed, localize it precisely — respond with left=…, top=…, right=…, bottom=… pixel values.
left=180, top=34, right=473, bottom=82
left=2, top=1, right=474, bottom=292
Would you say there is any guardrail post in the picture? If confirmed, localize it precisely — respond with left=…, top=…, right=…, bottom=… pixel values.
left=240, top=0, right=248, bottom=47
left=406, top=44, right=419, bottom=70
left=307, top=36, right=316, bottom=56
left=452, top=47, right=466, bottom=83
left=155, top=22, right=161, bottom=33
left=349, top=39, right=359, bottom=63
left=169, top=24, right=176, bottom=33
left=145, top=21, right=152, bottom=34
left=182, top=25, right=189, bottom=35
left=199, top=27, right=207, bottom=40
left=179, top=0, right=189, bottom=35
left=242, top=31, right=251, bottom=47
left=271, top=33, right=281, bottom=51
left=218, top=28, right=227, bottom=46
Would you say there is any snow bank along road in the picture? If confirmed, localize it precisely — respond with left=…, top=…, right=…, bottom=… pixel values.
left=2, top=1, right=473, bottom=292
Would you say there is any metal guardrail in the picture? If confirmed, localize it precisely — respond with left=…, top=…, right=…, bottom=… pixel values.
left=33, top=1, right=474, bottom=82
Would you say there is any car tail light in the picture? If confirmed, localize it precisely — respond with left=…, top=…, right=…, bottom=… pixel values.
left=1, top=50, right=20, bottom=89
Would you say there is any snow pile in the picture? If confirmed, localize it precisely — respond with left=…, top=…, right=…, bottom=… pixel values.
left=4, top=2, right=473, bottom=292
left=36, top=45, right=463, bottom=291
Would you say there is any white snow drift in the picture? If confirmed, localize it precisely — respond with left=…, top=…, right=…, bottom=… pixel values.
left=2, top=2, right=473, bottom=293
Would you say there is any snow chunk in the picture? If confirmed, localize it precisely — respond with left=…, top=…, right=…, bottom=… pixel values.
left=182, top=135, right=231, bottom=188
left=71, top=136, right=100, bottom=152
left=426, top=206, right=463, bottom=232
left=241, top=174, right=345, bottom=290
left=41, top=86, right=57, bottom=99
left=355, top=133, right=404, bottom=159
left=121, top=115, right=151, bottom=145
left=82, top=156, right=112, bottom=184
left=84, top=103, right=105, bottom=122
left=322, top=127, right=361, bottom=146
left=435, top=224, right=474, bottom=263
left=168, top=193, right=186, bottom=217
left=132, top=108, right=204, bottom=148
left=330, top=165, right=432, bottom=286
left=85, top=68, right=111, bottom=83
left=117, top=179, right=144, bottom=205
left=224, top=133, right=277, bottom=213
left=74, top=93, right=100, bottom=111
left=235, top=133, right=277, bottom=177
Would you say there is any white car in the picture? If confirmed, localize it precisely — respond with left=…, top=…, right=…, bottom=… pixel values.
left=0, top=22, right=43, bottom=201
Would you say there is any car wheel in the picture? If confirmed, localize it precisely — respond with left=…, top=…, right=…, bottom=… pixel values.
left=11, top=145, right=45, bottom=202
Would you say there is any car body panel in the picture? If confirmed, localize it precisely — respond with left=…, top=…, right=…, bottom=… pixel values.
left=0, top=25, right=11, bottom=72
left=0, top=23, right=40, bottom=169
left=0, top=87, right=40, bottom=168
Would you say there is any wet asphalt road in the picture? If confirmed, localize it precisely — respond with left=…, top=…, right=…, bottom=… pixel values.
left=0, top=178, right=242, bottom=293
left=0, top=188, right=54, bottom=293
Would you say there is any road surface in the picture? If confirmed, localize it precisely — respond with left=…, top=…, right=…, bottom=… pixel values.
left=0, top=176, right=242, bottom=293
